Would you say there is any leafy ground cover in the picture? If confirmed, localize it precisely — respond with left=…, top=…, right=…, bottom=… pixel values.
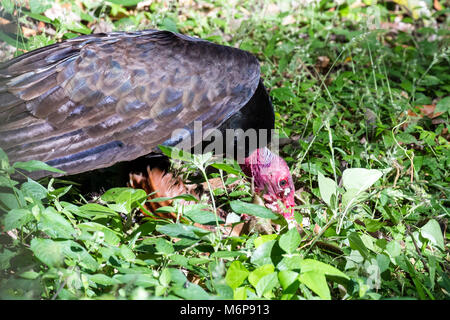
left=0, top=0, right=449, bottom=300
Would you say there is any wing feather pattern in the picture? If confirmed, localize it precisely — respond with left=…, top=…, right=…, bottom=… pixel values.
left=0, top=30, right=260, bottom=176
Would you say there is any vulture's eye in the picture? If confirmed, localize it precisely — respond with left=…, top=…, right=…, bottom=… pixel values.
left=279, top=179, right=287, bottom=187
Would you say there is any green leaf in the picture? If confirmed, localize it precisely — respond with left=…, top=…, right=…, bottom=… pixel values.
left=386, top=240, right=402, bottom=259
left=78, top=222, right=121, bottom=246
left=156, top=223, right=210, bottom=240
left=4, top=208, right=34, bottom=231
left=183, top=208, right=223, bottom=225
left=87, top=274, right=120, bottom=286
left=29, top=0, right=51, bottom=13
left=225, top=261, right=249, bottom=290
left=158, top=145, right=192, bottom=162
left=277, top=254, right=303, bottom=271
left=159, top=268, right=172, bottom=287
left=376, top=254, right=391, bottom=273
left=421, top=219, right=444, bottom=250
left=318, top=172, right=337, bottom=207
left=271, top=87, right=296, bottom=102
left=248, top=264, right=275, bottom=287
left=254, top=234, right=278, bottom=248
left=173, top=282, right=210, bottom=300
left=106, top=0, right=144, bottom=6
left=211, top=251, right=246, bottom=258
left=78, top=203, right=120, bottom=218
left=230, top=200, right=279, bottom=219
left=13, top=160, right=64, bottom=174
left=278, top=270, right=299, bottom=290
left=30, top=238, right=64, bottom=268
left=154, top=238, right=174, bottom=255
left=20, top=179, right=48, bottom=200
left=250, top=240, right=275, bottom=267
left=342, top=168, right=382, bottom=193
left=113, top=274, right=159, bottom=288
left=255, top=272, right=279, bottom=297
left=39, top=207, right=76, bottom=239
left=233, top=286, right=247, bottom=300
left=210, top=162, right=241, bottom=175
left=298, top=271, right=331, bottom=300
left=120, top=245, right=135, bottom=262
left=279, top=228, right=301, bottom=254
left=0, top=249, right=17, bottom=270
left=435, top=96, right=450, bottom=114
left=298, top=259, right=349, bottom=279
left=364, top=218, right=386, bottom=232
left=348, top=232, right=370, bottom=260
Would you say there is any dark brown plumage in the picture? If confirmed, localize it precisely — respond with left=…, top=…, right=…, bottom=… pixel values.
left=0, top=30, right=265, bottom=177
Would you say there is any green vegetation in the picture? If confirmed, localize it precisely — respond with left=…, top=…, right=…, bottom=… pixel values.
left=0, top=0, right=449, bottom=300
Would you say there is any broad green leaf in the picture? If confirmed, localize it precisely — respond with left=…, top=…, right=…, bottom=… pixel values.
left=13, top=160, right=64, bottom=174
left=154, top=238, right=174, bottom=255
left=39, top=207, right=76, bottom=239
left=210, top=162, right=241, bottom=175
left=156, top=223, right=210, bottom=240
left=29, top=0, right=51, bottom=13
left=298, top=259, right=349, bottom=279
left=158, top=145, right=193, bottom=162
left=78, top=203, right=120, bottom=218
left=120, top=245, right=135, bottom=262
left=254, top=234, right=278, bottom=248
left=342, top=188, right=360, bottom=209
left=62, top=240, right=99, bottom=272
left=376, top=254, right=391, bottom=273
left=279, top=228, right=301, bottom=254
left=298, top=271, right=330, bottom=300
left=348, top=232, right=370, bottom=260
left=106, top=0, right=144, bottom=6
left=30, top=238, right=64, bottom=268
left=20, top=179, right=48, bottom=200
left=318, top=172, right=337, bottom=207
left=271, top=87, right=295, bottom=101
left=248, top=264, right=275, bottom=288
left=250, top=240, right=275, bottom=266
left=225, top=261, right=249, bottom=289
left=342, top=168, right=382, bottom=192
left=230, top=200, right=279, bottom=219
left=173, top=282, right=210, bottom=300
left=211, top=251, right=246, bottom=258
left=87, top=274, right=120, bottom=286
left=0, top=191, right=26, bottom=210
left=255, top=272, right=279, bottom=297
left=78, top=222, right=121, bottom=245
left=0, top=248, right=17, bottom=270
left=386, top=240, right=402, bottom=259
left=159, top=268, right=172, bottom=287
left=183, top=208, right=223, bottom=225
left=435, top=96, right=449, bottom=113
left=4, top=208, right=34, bottom=231
left=421, top=219, right=444, bottom=250
left=277, top=254, right=303, bottom=271
left=364, top=218, right=386, bottom=232
left=278, top=270, right=299, bottom=290
left=234, top=286, right=247, bottom=300
left=113, top=274, right=159, bottom=288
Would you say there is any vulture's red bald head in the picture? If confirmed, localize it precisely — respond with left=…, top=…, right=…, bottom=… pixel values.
left=241, top=147, right=295, bottom=220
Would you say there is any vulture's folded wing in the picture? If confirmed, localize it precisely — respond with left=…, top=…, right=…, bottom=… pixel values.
left=0, top=30, right=260, bottom=176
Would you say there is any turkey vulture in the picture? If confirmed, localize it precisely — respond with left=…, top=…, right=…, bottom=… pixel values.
left=0, top=29, right=295, bottom=220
